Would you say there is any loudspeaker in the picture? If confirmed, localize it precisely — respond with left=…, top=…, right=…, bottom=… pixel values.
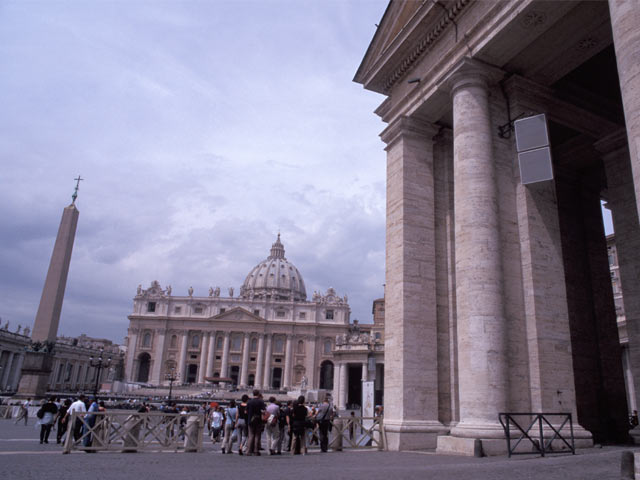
left=513, top=114, right=553, bottom=185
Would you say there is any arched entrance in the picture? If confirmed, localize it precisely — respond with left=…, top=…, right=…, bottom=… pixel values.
left=137, top=353, right=151, bottom=383
left=319, top=360, right=334, bottom=390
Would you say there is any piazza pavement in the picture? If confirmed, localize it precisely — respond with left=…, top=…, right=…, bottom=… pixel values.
left=0, top=419, right=634, bottom=479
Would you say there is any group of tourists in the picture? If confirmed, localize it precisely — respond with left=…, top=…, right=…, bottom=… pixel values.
left=204, top=390, right=335, bottom=455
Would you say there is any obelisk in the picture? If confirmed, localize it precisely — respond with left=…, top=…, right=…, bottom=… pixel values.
left=16, top=177, right=82, bottom=398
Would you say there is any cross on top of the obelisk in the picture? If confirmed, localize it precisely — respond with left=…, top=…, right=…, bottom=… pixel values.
left=72, top=175, right=83, bottom=204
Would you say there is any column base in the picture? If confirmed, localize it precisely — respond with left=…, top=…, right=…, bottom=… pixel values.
left=15, top=351, right=54, bottom=399
left=383, top=419, right=449, bottom=450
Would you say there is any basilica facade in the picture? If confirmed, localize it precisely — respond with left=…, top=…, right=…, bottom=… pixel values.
left=124, top=235, right=351, bottom=393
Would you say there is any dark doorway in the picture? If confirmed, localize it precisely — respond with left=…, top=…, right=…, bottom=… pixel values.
left=187, top=364, right=198, bottom=384
left=347, top=365, right=362, bottom=408
left=230, top=366, right=240, bottom=385
left=272, top=367, right=282, bottom=389
left=137, top=353, right=151, bottom=383
left=248, top=374, right=255, bottom=387
left=319, top=361, right=334, bottom=390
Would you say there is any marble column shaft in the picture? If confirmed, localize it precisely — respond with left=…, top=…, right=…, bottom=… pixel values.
left=126, top=331, right=138, bottom=382
left=220, top=332, right=230, bottom=378
left=177, top=332, right=189, bottom=382
left=449, top=61, right=507, bottom=438
left=263, top=334, right=272, bottom=389
left=609, top=0, right=640, bottom=219
left=198, top=332, right=209, bottom=384
left=2, top=352, right=15, bottom=389
left=151, top=330, right=166, bottom=385
left=255, top=334, right=265, bottom=389
left=338, top=363, right=347, bottom=409
left=284, top=335, right=293, bottom=388
left=240, top=333, right=250, bottom=387
left=206, top=332, right=216, bottom=378
left=10, top=354, right=24, bottom=390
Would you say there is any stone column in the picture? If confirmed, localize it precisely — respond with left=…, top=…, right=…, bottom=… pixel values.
left=198, top=332, right=209, bottom=384
left=125, top=329, right=138, bottom=382
left=255, top=334, right=265, bottom=389
left=240, top=333, right=250, bottom=387
left=361, top=362, right=368, bottom=383
left=262, top=334, right=272, bottom=389
left=151, top=329, right=166, bottom=385
left=379, top=114, right=445, bottom=450
left=177, top=331, right=189, bottom=382
left=338, top=363, right=348, bottom=409
left=598, top=131, right=640, bottom=441
left=445, top=59, right=507, bottom=442
left=2, top=352, right=15, bottom=389
left=10, top=354, right=24, bottom=390
left=220, top=332, right=230, bottom=379
left=304, top=336, right=317, bottom=389
left=609, top=0, right=640, bottom=219
left=206, top=332, right=216, bottom=378
left=284, top=334, right=293, bottom=389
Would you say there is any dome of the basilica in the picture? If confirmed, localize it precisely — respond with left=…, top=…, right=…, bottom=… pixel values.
left=240, top=234, right=307, bottom=301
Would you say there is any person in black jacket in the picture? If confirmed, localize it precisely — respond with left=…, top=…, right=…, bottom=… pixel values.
left=290, top=396, right=308, bottom=455
left=246, top=390, right=266, bottom=456
left=38, top=397, right=58, bottom=444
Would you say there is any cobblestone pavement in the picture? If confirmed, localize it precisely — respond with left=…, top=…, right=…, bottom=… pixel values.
left=0, top=419, right=634, bottom=480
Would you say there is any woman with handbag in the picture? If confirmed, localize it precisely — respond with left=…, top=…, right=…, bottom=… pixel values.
left=221, top=400, right=237, bottom=454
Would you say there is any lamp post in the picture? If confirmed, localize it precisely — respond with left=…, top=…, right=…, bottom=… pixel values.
left=89, top=347, right=112, bottom=397
left=165, top=368, right=179, bottom=403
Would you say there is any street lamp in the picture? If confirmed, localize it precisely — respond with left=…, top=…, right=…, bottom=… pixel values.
left=165, top=368, right=179, bottom=402
left=89, top=347, right=112, bottom=397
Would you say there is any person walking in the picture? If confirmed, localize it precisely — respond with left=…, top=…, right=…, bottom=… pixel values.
left=236, top=394, right=249, bottom=455
left=265, top=396, right=280, bottom=455
left=210, top=406, right=224, bottom=443
left=64, top=395, right=87, bottom=441
left=14, top=398, right=31, bottom=426
left=246, top=390, right=266, bottom=456
left=315, top=397, right=332, bottom=452
left=37, top=397, right=58, bottom=444
left=56, top=399, right=72, bottom=444
left=221, top=400, right=237, bottom=454
left=83, top=397, right=100, bottom=450
left=290, top=396, right=308, bottom=455
left=282, top=400, right=293, bottom=452
left=276, top=402, right=287, bottom=455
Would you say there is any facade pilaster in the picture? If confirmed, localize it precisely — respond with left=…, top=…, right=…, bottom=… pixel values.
left=198, top=332, right=209, bottom=384
left=255, top=334, right=265, bottom=388
left=151, top=329, right=166, bottom=385
left=262, top=334, right=272, bottom=389
left=338, top=363, right=347, bottom=409
left=304, top=336, right=317, bottom=389
left=446, top=59, right=507, bottom=441
left=380, top=113, right=446, bottom=450
left=177, top=331, right=189, bottom=382
left=284, top=334, right=293, bottom=389
left=240, top=333, right=250, bottom=387
left=220, top=332, right=230, bottom=379
left=609, top=0, right=640, bottom=219
left=205, top=332, right=216, bottom=378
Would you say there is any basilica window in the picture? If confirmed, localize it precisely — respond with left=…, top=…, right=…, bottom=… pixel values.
left=299, top=312, right=306, bottom=319
left=254, top=309, right=260, bottom=316
left=142, top=332, right=152, bottom=348
left=147, top=302, right=156, bottom=313
left=174, top=306, right=182, bottom=314
left=325, top=310, right=334, bottom=320
left=250, top=338, right=258, bottom=353
left=297, top=340, right=305, bottom=354
left=194, top=306, right=203, bottom=314
left=231, top=334, right=242, bottom=351
left=276, top=310, right=285, bottom=318
left=220, top=308, right=226, bottom=314
left=191, top=335, right=200, bottom=348
left=216, top=336, right=223, bottom=349
left=274, top=336, right=284, bottom=354
left=323, top=340, right=332, bottom=355
left=170, top=335, right=177, bottom=348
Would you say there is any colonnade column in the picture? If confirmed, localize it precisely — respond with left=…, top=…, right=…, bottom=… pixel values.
left=283, top=335, right=293, bottom=389
left=338, top=363, right=347, bottom=410
left=220, top=332, right=230, bottom=379
left=609, top=0, right=640, bottom=219
left=151, top=329, right=166, bottom=385
left=446, top=59, right=507, bottom=441
left=240, top=333, right=250, bottom=387
left=177, top=331, right=189, bottom=382
left=125, top=329, right=138, bottom=382
left=361, top=362, right=368, bottom=382
left=379, top=111, right=445, bottom=450
left=255, top=334, right=265, bottom=389
left=205, top=331, right=216, bottom=378
left=262, top=334, right=272, bottom=389
left=10, top=354, right=24, bottom=391
left=198, top=332, right=209, bottom=384
left=1, top=352, right=15, bottom=389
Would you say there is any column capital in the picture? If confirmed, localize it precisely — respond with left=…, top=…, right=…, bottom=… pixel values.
left=380, top=115, right=440, bottom=148
left=244, top=332, right=251, bottom=339
left=440, top=57, right=503, bottom=96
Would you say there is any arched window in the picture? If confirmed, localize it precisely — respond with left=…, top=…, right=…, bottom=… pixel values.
left=142, top=332, right=152, bottom=348
left=191, top=334, right=199, bottom=348
left=170, top=335, right=177, bottom=348
left=250, top=338, right=258, bottom=353
left=297, top=340, right=305, bottom=354
left=323, top=339, right=332, bottom=354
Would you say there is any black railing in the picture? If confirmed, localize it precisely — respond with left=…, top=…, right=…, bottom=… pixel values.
left=498, top=412, right=575, bottom=457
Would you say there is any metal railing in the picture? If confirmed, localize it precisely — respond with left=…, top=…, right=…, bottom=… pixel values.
left=498, top=412, right=575, bottom=457
left=62, top=411, right=205, bottom=454
left=328, top=415, right=385, bottom=450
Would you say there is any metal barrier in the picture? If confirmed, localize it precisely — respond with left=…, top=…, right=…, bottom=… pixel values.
left=498, top=412, right=575, bottom=457
left=62, top=411, right=205, bottom=454
left=328, top=415, right=385, bottom=451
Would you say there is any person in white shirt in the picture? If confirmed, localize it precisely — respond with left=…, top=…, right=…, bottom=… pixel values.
left=14, top=398, right=31, bottom=426
left=64, top=395, right=87, bottom=441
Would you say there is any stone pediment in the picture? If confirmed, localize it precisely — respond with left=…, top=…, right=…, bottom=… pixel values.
left=211, top=307, right=265, bottom=323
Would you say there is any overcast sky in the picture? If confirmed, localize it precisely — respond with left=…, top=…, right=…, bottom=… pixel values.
left=0, top=0, right=390, bottom=343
